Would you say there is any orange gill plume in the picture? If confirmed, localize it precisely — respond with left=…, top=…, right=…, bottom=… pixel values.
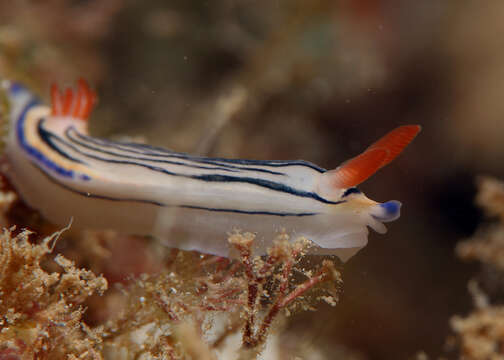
left=51, top=79, right=97, bottom=120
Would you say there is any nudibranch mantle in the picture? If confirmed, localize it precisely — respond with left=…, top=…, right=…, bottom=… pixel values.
left=1, top=79, right=420, bottom=261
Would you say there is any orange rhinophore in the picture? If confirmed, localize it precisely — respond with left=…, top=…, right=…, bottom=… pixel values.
left=364, top=125, right=421, bottom=168
left=323, top=125, right=421, bottom=189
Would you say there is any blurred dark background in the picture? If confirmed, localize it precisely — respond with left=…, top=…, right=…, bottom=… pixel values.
left=2, top=0, right=503, bottom=358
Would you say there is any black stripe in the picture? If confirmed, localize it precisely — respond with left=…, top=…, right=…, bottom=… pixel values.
left=68, top=129, right=287, bottom=176
left=180, top=205, right=317, bottom=217
left=36, top=124, right=340, bottom=205
left=37, top=120, right=86, bottom=164
left=191, top=174, right=342, bottom=204
left=65, top=128, right=244, bottom=173
left=57, top=132, right=342, bottom=205
left=30, top=161, right=320, bottom=217
left=73, top=130, right=326, bottom=173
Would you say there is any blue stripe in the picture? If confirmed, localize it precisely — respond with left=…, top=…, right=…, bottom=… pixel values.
left=16, top=99, right=90, bottom=181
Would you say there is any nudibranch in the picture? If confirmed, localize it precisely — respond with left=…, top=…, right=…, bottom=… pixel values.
left=1, top=79, right=420, bottom=261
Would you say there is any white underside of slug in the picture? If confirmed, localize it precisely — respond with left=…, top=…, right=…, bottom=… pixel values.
left=1, top=79, right=420, bottom=261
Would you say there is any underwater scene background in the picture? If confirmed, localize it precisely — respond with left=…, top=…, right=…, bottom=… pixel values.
left=1, top=1, right=503, bottom=359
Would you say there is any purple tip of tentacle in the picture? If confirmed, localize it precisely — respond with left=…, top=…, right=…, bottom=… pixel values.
left=371, top=200, right=402, bottom=222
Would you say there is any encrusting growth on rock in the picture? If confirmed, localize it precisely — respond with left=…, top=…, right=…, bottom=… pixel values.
left=102, top=231, right=342, bottom=358
left=0, top=227, right=107, bottom=359
left=0, top=170, right=344, bottom=359
left=450, top=176, right=504, bottom=359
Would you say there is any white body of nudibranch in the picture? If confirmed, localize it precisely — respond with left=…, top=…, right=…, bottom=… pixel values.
left=1, top=79, right=420, bottom=261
